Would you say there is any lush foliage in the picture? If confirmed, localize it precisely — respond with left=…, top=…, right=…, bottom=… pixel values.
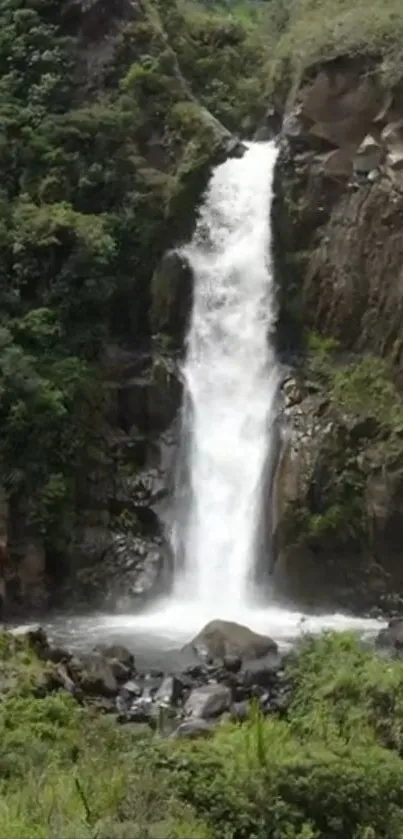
left=5, top=631, right=403, bottom=837
left=0, top=0, right=270, bottom=570
left=165, top=1, right=270, bottom=132
left=268, top=0, right=403, bottom=91
left=197, top=0, right=403, bottom=93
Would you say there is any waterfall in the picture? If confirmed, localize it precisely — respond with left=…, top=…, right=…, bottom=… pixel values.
left=71, top=140, right=384, bottom=648
left=174, top=141, right=279, bottom=612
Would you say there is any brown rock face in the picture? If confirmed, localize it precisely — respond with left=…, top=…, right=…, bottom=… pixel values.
left=271, top=370, right=403, bottom=613
left=277, top=56, right=403, bottom=376
left=273, top=56, right=403, bottom=612
left=303, top=183, right=403, bottom=372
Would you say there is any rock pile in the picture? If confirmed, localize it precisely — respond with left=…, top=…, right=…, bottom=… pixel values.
left=8, top=620, right=292, bottom=738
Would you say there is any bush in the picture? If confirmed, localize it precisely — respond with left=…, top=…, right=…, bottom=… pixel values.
left=168, top=715, right=403, bottom=838
left=165, top=635, right=403, bottom=838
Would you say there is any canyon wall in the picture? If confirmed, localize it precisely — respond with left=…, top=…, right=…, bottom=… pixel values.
left=273, top=56, right=403, bottom=613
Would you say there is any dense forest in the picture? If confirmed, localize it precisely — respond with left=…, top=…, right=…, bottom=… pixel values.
left=0, top=0, right=269, bottom=605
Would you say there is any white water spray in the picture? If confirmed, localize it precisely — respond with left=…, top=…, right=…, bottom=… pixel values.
left=174, top=141, right=279, bottom=610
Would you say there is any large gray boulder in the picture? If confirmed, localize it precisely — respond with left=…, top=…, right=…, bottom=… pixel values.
left=184, top=684, right=231, bottom=719
left=186, top=619, right=278, bottom=662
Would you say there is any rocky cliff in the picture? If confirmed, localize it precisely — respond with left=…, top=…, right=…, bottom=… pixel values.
left=272, top=55, right=403, bottom=613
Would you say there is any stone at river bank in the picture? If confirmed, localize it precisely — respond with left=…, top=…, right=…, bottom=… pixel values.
left=6, top=616, right=394, bottom=744
left=185, top=619, right=278, bottom=661
left=5, top=622, right=290, bottom=737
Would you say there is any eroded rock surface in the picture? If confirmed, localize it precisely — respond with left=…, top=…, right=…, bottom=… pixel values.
left=272, top=55, right=403, bottom=612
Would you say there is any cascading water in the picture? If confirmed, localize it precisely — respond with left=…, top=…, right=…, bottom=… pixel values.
left=173, top=140, right=279, bottom=611
left=40, top=141, right=384, bottom=653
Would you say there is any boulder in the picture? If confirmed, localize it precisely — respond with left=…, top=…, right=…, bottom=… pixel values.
left=241, top=653, right=283, bottom=690
left=223, top=654, right=242, bottom=673
left=386, top=149, right=403, bottom=171
left=77, top=655, right=119, bottom=697
left=376, top=619, right=403, bottom=651
left=9, top=623, right=46, bottom=642
left=354, top=135, right=382, bottom=174
left=127, top=697, right=154, bottom=725
left=94, top=643, right=135, bottom=672
left=187, top=620, right=278, bottom=662
left=153, top=675, right=185, bottom=707
left=184, top=684, right=231, bottom=719
left=116, top=679, right=143, bottom=715
left=9, top=624, right=50, bottom=658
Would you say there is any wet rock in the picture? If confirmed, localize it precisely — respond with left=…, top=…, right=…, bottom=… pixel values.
left=154, top=675, right=185, bottom=706
left=184, top=684, right=231, bottom=719
left=79, top=655, right=118, bottom=697
left=44, top=645, right=72, bottom=664
left=223, top=654, right=242, bottom=673
left=10, top=623, right=47, bottom=646
left=151, top=252, right=193, bottom=349
left=173, top=719, right=214, bottom=739
left=73, top=529, right=173, bottom=610
left=183, top=663, right=208, bottom=682
left=95, top=643, right=135, bottom=671
left=376, top=619, right=403, bottom=651
left=241, top=652, right=283, bottom=690
left=9, top=623, right=58, bottom=662
left=55, top=663, right=83, bottom=699
left=354, top=135, right=382, bottom=175
left=108, top=658, right=132, bottom=682
left=92, top=643, right=135, bottom=684
left=130, top=700, right=153, bottom=724
left=249, top=683, right=266, bottom=699
left=116, top=679, right=142, bottom=714
left=258, top=692, right=272, bottom=713
left=122, top=678, right=142, bottom=696
left=187, top=620, right=278, bottom=662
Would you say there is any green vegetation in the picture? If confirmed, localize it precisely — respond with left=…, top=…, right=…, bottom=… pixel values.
left=283, top=340, right=403, bottom=554
left=269, top=0, right=403, bottom=91
left=0, top=0, right=270, bottom=576
left=164, top=0, right=270, bottom=132
left=5, top=630, right=403, bottom=836
left=307, top=337, right=403, bottom=435
left=192, top=0, right=403, bottom=94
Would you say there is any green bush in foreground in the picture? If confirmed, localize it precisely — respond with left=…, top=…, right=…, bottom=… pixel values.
left=3, top=631, right=403, bottom=837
